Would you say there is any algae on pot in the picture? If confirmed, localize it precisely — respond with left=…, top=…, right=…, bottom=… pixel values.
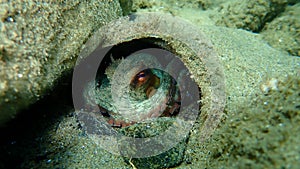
left=74, top=12, right=224, bottom=168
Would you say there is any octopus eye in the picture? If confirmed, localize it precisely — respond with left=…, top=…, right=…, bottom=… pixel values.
left=136, top=71, right=147, bottom=82
left=137, top=71, right=145, bottom=77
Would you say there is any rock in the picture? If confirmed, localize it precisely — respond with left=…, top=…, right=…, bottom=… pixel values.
left=212, top=0, right=290, bottom=32
left=0, top=0, right=122, bottom=126
left=261, top=3, right=300, bottom=56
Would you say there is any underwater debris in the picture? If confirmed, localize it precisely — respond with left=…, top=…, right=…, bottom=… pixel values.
left=73, top=12, right=225, bottom=168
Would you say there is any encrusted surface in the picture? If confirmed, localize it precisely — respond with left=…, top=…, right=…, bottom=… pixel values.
left=0, top=0, right=122, bottom=125
left=0, top=1, right=299, bottom=168
left=261, top=3, right=300, bottom=56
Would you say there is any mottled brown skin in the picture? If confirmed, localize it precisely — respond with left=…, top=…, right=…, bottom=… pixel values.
left=96, top=69, right=181, bottom=128
left=130, top=70, right=161, bottom=98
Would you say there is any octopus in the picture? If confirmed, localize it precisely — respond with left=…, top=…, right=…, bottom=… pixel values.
left=84, top=53, right=182, bottom=128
